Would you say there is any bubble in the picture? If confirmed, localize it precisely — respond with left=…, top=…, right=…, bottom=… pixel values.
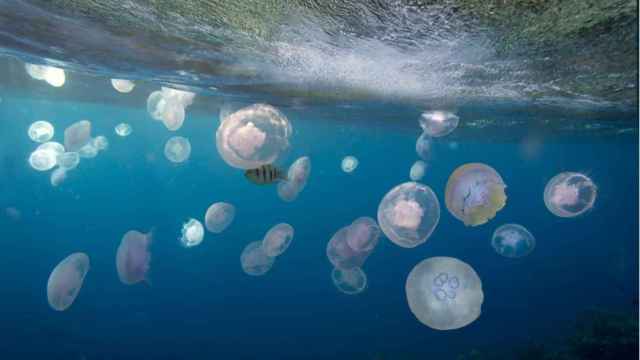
left=92, top=136, right=109, bottom=151
left=240, top=241, right=275, bottom=276
left=331, top=267, right=367, bottom=295
left=64, top=120, right=92, bottom=152
left=46, top=253, right=90, bottom=311
left=116, top=230, right=152, bottom=285
left=180, top=218, right=205, bottom=248
left=341, top=156, right=358, bottom=173
left=377, top=182, right=440, bottom=248
left=216, top=104, right=292, bottom=169
left=28, top=120, right=54, bottom=143
left=204, top=202, right=235, bottom=233
left=277, top=156, right=311, bottom=202
left=327, top=218, right=380, bottom=270
left=410, top=160, right=427, bottom=181
left=111, top=79, right=135, bottom=93
left=50, top=167, right=66, bottom=187
left=415, top=132, right=432, bottom=160
left=405, top=257, right=484, bottom=330
left=491, top=224, right=536, bottom=258
left=115, top=123, right=132, bottom=137
left=57, top=152, right=80, bottom=170
left=445, top=163, right=507, bottom=227
left=419, top=111, right=459, bottom=138
left=544, top=172, right=597, bottom=218
left=346, top=217, right=380, bottom=253
left=262, top=223, right=294, bottom=257
left=164, top=136, right=191, bottom=163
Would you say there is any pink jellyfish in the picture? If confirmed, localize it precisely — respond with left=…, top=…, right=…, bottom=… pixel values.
left=116, top=230, right=152, bottom=285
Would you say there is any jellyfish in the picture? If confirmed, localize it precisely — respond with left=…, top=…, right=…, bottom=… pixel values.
left=116, top=230, right=152, bottom=285
left=78, top=142, right=98, bottom=159
left=64, top=120, right=92, bottom=152
left=262, top=223, right=294, bottom=257
left=50, top=167, right=66, bottom=187
left=180, top=218, right=204, bottom=248
left=38, top=141, right=65, bottom=159
left=331, top=267, right=367, bottom=295
left=164, top=136, right=191, bottom=163
left=377, top=182, right=440, bottom=248
left=410, top=160, right=427, bottom=181
left=28, top=120, right=54, bottom=143
left=326, top=224, right=377, bottom=270
left=57, top=152, right=80, bottom=171
left=147, top=91, right=166, bottom=121
left=346, top=217, right=380, bottom=253
left=419, top=111, right=459, bottom=138
left=341, top=156, right=358, bottom=173
left=111, top=79, right=135, bottom=93
left=543, top=172, right=597, bottom=218
left=46, top=252, right=90, bottom=311
left=25, top=63, right=47, bottom=80
left=161, top=87, right=196, bottom=108
left=491, top=224, right=536, bottom=258
left=115, top=123, right=132, bottom=137
left=216, top=104, right=292, bottom=169
left=240, top=241, right=275, bottom=276
left=92, top=136, right=109, bottom=151
left=29, top=143, right=61, bottom=171
left=415, top=132, right=432, bottom=160
left=405, top=257, right=484, bottom=330
left=204, top=202, right=235, bottom=233
left=43, top=66, right=65, bottom=87
left=445, top=163, right=507, bottom=227
left=277, top=156, right=311, bottom=202
left=161, top=101, right=186, bottom=131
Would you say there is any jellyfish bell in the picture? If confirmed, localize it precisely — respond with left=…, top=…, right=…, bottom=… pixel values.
left=491, top=224, right=536, bottom=258
left=410, top=160, right=427, bottom=181
left=445, top=163, right=507, bottom=227
left=277, top=156, right=311, bottom=202
left=204, top=202, right=235, bottom=233
left=50, top=167, right=67, bottom=187
left=346, top=217, right=380, bottom=253
left=115, top=123, right=132, bottom=137
left=216, top=103, right=292, bottom=169
left=180, top=218, right=204, bottom=248
left=240, top=241, right=275, bottom=276
left=116, top=230, right=152, bottom=285
left=57, top=152, right=80, bottom=171
left=415, top=132, right=433, bottom=160
left=262, top=223, right=294, bottom=257
left=161, top=101, right=186, bottom=131
left=377, top=182, right=440, bottom=248
left=92, top=136, right=109, bottom=151
left=78, top=142, right=98, bottom=159
left=29, top=142, right=64, bottom=171
left=28, top=120, right=54, bottom=143
left=332, top=267, right=367, bottom=295
left=25, top=63, right=47, bottom=80
left=64, top=120, right=92, bottom=152
left=161, top=87, right=196, bottom=108
left=47, top=252, right=90, bottom=311
left=164, top=136, right=191, bottom=163
left=419, top=111, right=460, bottom=138
left=147, top=91, right=166, bottom=121
left=544, top=172, right=597, bottom=218
left=111, top=79, right=135, bottom=93
left=43, top=66, right=66, bottom=87
left=405, top=257, right=484, bottom=330
left=341, top=156, right=358, bottom=173
left=326, top=226, right=373, bottom=270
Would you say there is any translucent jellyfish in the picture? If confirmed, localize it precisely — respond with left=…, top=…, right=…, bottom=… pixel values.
left=164, top=136, right=191, bottom=163
left=161, top=101, right=186, bottom=131
left=78, top=142, right=98, bottom=159
left=419, top=111, right=460, bottom=138
left=216, top=104, right=292, bottom=169
left=38, top=141, right=65, bottom=158
left=445, top=163, right=507, bottom=227
left=57, top=152, right=80, bottom=171
left=46, top=252, right=90, bottom=311
left=410, top=160, right=427, bottom=181
left=64, top=120, right=92, bottom=152
left=43, top=67, right=66, bottom=87
left=111, top=79, right=135, bottom=93
left=204, top=202, right=235, bottom=233
left=277, top=156, right=311, bottom=202
left=25, top=63, right=47, bottom=80
left=147, top=91, right=165, bottom=121
left=28, top=120, right=54, bottom=143
left=377, top=182, right=440, bottom=248
left=405, top=257, right=484, bottom=330
left=544, top=172, right=597, bottom=218
left=180, top=218, right=204, bottom=248
left=240, top=241, right=275, bottom=276
left=341, top=156, right=358, bottom=173
left=415, top=132, right=432, bottom=160
left=346, top=217, right=380, bottom=252
left=161, top=87, right=195, bottom=108
left=29, top=145, right=59, bottom=171
left=92, top=136, right=109, bottom=151
left=491, top=224, right=536, bottom=258
left=262, top=223, right=294, bottom=257
left=116, top=230, right=152, bottom=285
left=327, top=221, right=378, bottom=270
left=331, top=267, right=367, bottom=295
left=50, top=167, right=67, bottom=187
left=115, top=123, right=132, bottom=137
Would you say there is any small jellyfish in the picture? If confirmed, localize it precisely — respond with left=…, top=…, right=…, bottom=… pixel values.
left=161, top=87, right=196, bottom=108
left=377, top=182, right=440, bottom=248
left=50, top=167, right=67, bottom=187
left=216, top=104, right=292, bottom=169
left=116, top=230, right=152, bottom=285
left=64, top=120, right=92, bottom=152
left=341, top=156, right=358, bottom=173
left=28, top=120, right=54, bottom=143
left=78, top=142, right=98, bottom=159
left=346, top=217, right=380, bottom=253
left=164, top=136, right=191, bottom=163
left=204, top=202, right=235, bottom=233
left=445, top=163, right=507, bottom=227
left=161, top=101, right=186, bottom=131
left=147, top=91, right=166, bottom=121
left=25, top=63, right=47, bottom=80
left=46, top=252, right=90, bottom=311
left=57, top=152, right=80, bottom=171
left=180, top=218, right=204, bottom=248
left=419, top=111, right=459, bottom=138
left=491, top=224, right=536, bottom=258
left=29, top=148, right=57, bottom=171
left=43, top=66, right=66, bottom=87
left=240, top=241, right=275, bottom=276
left=38, top=141, right=65, bottom=159
left=115, top=123, right=132, bottom=137
left=92, top=136, right=109, bottom=151
left=262, top=223, right=294, bottom=257
left=277, top=156, right=311, bottom=202
left=331, top=267, right=367, bottom=295
left=415, top=132, right=432, bottom=160
left=327, top=224, right=377, bottom=270
left=111, top=79, right=135, bottom=93
left=544, top=172, right=597, bottom=218
left=405, top=257, right=484, bottom=330
left=410, top=160, right=427, bottom=181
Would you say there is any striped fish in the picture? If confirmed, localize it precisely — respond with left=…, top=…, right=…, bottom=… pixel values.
left=245, top=164, right=287, bottom=185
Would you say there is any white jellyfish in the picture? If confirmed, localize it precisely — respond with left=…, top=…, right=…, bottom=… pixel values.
left=25, top=63, right=47, bottom=80
left=29, top=142, right=63, bottom=171
left=147, top=91, right=166, bottom=121
left=405, top=257, right=484, bottom=330
left=164, top=136, right=191, bottom=163
left=78, top=142, right=98, bottom=159
left=37, top=141, right=65, bottom=160
left=64, top=120, right=92, bottom=152
left=377, top=182, right=440, bottom=248
left=50, top=167, right=67, bottom=187
left=161, top=87, right=196, bottom=108
left=115, top=123, right=132, bottom=137
left=262, top=223, right=294, bottom=257
left=161, top=101, right=186, bottom=131
left=277, top=156, right=311, bottom=202
left=180, top=218, right=204, bottom=248
left=28, top=120, right=54, bottom=143
left=410, top=160, right=427, bottom=181
left=216, top=104, right=292, bottom=169
left=419, top=111, right=460, bottom=138
left=544, top=172, right=597, bottom=218
left=57, top=152, right=80, bottom=171
left=92, top=136, right=109, bottom=151
left=46, top=253, right=90, bottom=311
left=341, top=156, right=358, bottom=173
left=332, top=267, right=367, bottom=295
left=204, top=202, right=235, bottom=233
left=240, top=241, right=275, bottom=276
left=43, top=67, right=66, bottom=87
left=111, top=79, right=135, bottom=93
left=491, top=224, right=536, bottom=258
left=326, top=219, right=379, bottom=270
left=415, top=132, right=432, bottom=160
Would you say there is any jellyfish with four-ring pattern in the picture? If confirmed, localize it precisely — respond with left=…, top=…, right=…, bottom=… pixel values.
left=544, top=172, right=597, bottom=218
left=491, top=224, right=536, bottom=258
